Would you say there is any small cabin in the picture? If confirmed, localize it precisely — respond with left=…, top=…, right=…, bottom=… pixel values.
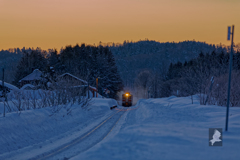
left=19, top=69, right=45, bottom=87
left=56, top=73, right=97, bottom=97
left=56, top=73, right=88, bottom=86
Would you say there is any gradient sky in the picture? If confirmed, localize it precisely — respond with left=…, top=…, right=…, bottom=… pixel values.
left=0, top=0, right=239, bottom=50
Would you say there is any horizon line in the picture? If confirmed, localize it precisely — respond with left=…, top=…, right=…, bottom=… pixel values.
left=1, top=39, right=237, bottom=52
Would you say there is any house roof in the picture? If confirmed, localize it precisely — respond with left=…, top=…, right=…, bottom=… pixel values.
left=20, top=84, right=36, bottom=90
left=19, top=69, right=43, bottom=82
left=72, top=85, right=97, bottom=91
left=57, top=73, right=88, bottom=84
left=0, top=80, right=19, bottom=91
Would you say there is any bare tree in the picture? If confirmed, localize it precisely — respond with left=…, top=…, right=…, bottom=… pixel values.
left=10, top=91, right=23, bottom=111
left=134, top=70, right=152, bottom=98
left=210, top=71, right=240, bottom=107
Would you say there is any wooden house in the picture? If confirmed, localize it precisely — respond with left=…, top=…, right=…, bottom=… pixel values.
left=56, top=73, right=97, bottom=97
left=19, top=69, right=46, bottom=87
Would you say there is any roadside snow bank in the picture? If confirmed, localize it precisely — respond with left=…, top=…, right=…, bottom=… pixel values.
left=0, top=98, right=117, bottom=158
left=74, top=96, right=240, bottom=160
left=91, top=98, right=118, bottom=111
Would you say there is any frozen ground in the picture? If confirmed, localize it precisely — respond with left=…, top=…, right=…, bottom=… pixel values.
left=0, top=96, right=240, bottom=160
left=73, top=96, right=240, bottom=160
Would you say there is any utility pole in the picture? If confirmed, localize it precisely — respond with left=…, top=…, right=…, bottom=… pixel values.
left=225, top=25, right=234, bottom=131
left=87, top=80, right=90, bottom=99
left=87, top=72, right=90, bottom=99
left=96, top=77, right=98, bottom=98
left=2, top=68, right=5, bottom=117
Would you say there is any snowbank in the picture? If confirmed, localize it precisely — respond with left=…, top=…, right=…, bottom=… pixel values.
left=0, top=98, right=117, bottom=159
left=0, top=80, right=19, bottom=91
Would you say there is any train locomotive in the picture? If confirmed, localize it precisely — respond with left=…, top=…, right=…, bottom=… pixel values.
left=122, top=92, right=133, bottom=107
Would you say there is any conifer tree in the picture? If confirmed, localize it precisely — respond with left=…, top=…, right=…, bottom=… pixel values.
left=13, top=50, right=47, bottom=86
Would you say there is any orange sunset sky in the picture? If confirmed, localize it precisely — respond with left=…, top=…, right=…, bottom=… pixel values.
left=0, top=0, right=239, bottom=50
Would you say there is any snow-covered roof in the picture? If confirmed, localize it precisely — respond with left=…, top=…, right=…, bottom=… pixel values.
left=57, top=73, right=88, bottom=84
left=20, top=84, right=36, bottom=90
left=72, top=85, right=97, bottom=91
left=0, top=80, right=19, bottom=91
left=19, top=69, right=43, bottom=82
left=89, top=86, right=97, bottom=90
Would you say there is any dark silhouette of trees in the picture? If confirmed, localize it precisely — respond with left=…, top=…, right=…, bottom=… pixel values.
left=13, top=44, right=123, bottom=99
left=163, top=50, right=240, bottom=106
left=13, top=50, right=47, bottom=86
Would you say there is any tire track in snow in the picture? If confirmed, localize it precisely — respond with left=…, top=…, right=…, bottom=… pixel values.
left=31, top=110, right=126, bottom=160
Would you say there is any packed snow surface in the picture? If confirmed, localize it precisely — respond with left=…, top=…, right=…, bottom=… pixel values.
left=73, top=96, right=240, bottom=160
left=0, top=96, right=240, bottom=160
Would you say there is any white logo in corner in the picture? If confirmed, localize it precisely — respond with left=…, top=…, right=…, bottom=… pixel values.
left=210, top=129, right=222, bottom=146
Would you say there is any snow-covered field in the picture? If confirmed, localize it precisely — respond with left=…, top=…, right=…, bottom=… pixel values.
left=74, top=96, right=240, bottom=160
left=0, top=95, right=240, bottom=160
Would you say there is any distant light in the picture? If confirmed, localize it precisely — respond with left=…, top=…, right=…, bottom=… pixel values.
left=126, top=93, right=129, bottom=96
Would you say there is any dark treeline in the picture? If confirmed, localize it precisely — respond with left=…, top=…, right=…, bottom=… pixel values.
left=0, top=49, right=23, bottom=82
left=2, top=40, right=240, bottom=103
left=12, top=44, right=123, bottom=99
left=109, top=40, right=233, bottom=99
left=0, top=47, right=48, bottom=82
left=162, top=51, right=240, bottom=106
left=110, top=40, right=229, bottom=90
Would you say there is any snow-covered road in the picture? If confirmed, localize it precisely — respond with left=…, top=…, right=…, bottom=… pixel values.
left=73, top=96, right=240, bottom=160
left=31, top=110, right=125, bottom=160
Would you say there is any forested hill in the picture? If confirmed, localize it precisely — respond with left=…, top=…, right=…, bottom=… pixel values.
left=109, top=40, right=227, bottom=87
left=0, top=41, right=228, bottom=88
left=0, top=48, right=48, bottom=83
